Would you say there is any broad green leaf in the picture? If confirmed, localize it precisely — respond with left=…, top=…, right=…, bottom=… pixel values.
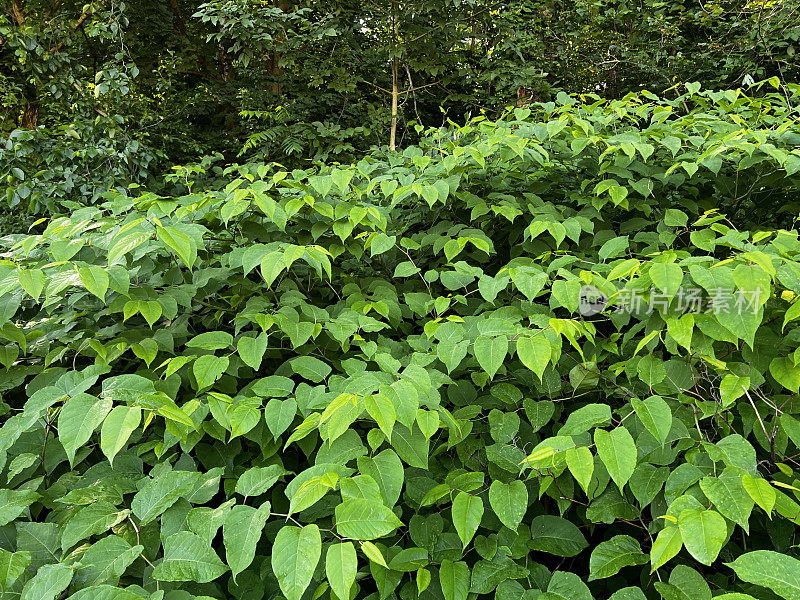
left=20, top=562, right=73, bottom=600
left=649, top=262, right=683, bottom=297
left=488, top=480, right=527, bottom=532
left=0, top=549, right=30, bottom=592
left=741, top=473, right=776, bottom=516
left=363, top=393, right=396, bottom=440
left=131, top=470, right=201, bottom=525
left=157, top=225, right=197, bottom=269
left=650, top=525, right=682, bottom=572
left=699, top=468, right=754, bottom=532
left=335, top=498, right=403, bottom=540
left=589, top=535, right=647, bottom=580
left=289, top=473, right=337, bottom=514
left=631, top=395, right=672, bottom=446
left=235, top=465, right=285, bottom=498
left=58, top=392, right=112, bottom=465
left=452, top=492, right=483, bottom=549
left=360, top=541, right=387, bottom=567
left=473, top=335, right=507, bottom=379
left=193, top=355, right=229, bottom=391
left=726, top=550, right=800, bottom=600
left=18, top=268, right=45, bottom=301
left=516, top=334, right=551, bottom=380
left=594, top=427, right=637, bottom=491
left=0, top=489, right=39, bottom=526
left=224, top=502, right=271, bottom=581
left=326, top=542, right=357, bottom=600
left=264, top=398, right=297, bottom=438
left=238, top=333, right=269, bottom=370
left=272, top=525, right=322, bottom=600
left=439, top=559, right=469, bottom=600
left=188, top=331, right=234, bottom=350
left=99, top=405, right=140, bottom=466
left=290, top=356, right=332, bottom=382
left=72, top=535, right=142, bottom=588
left=152, top=531, right=228, bottom=582
left=78, top=265, right=110, bottom=301
left=566, top=446, right=594, bottom=494
left=66, top=586, right=144, bottom=600
left=61, top=501, right=129, bottom=550
left=530, top=515, right=588, bottom=557
left=770, top=357, right=800, bottom=393
left=678, top=508, right=726, bottom=565
left=561, top=403, right=611, bottom=436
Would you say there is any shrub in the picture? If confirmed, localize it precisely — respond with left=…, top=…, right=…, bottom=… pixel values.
left=2, top=84, right=800, bottom=600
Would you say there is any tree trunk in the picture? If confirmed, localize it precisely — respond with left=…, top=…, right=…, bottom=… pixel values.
left=10, top=1, right=25, bottom=25
left=389, top=0, right=399, bottom=151
left=268, top=0, right=289, bottom=94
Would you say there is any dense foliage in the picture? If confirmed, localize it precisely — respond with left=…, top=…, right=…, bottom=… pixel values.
left=2, top=0, right=799, bottom=176
left=2, top=84, right=800, bottom=600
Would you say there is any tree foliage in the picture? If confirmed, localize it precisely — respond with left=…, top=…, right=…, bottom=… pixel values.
left=1, top=84, right=800, bottom=599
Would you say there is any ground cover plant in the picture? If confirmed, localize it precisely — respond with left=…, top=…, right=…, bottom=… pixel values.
left=2, top=84, right=800, bottom=600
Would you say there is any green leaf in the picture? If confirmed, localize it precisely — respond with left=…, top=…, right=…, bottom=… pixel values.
left=439, top=560, right=469, bottom=600
left=188, top=331, right=234, bottom=350
left=599, top=236, right=629, bottom=261
left=326, top=542, right=357, bottom=600
left=157, top=225, right=197, bottom=269
left=152, top=531, right=228, bottom=583
left=18, top=268, right=45, bottom=301
left=66, top=585, right=144, bottom=600
left=561, top=403, right=611, bottom=436
left=741, top=473, right=776, bottom=516
left=0, top=489, right=39, bottom=526
left=516, top=334, right=552, bottom=381
left=770, top=357, right=800, bottom=393
left=72, top=535, right=142, bottom=588
left=264, top=398, right=297, bottom=438
left=566, top=446, right=594, bottom=494
left=235, top=465, right=285, bottom=498
left=631, top=395, right=672, bottom=446
left=78, top=265, right=110, bottom=301
left=290, top=356, right=332, bottom=382
left=224, top=502, right=271, bottom=581
left=650, top=525, right=682, bottom=572
left=131, top=470, right=200, bottom=525
left=61, top=501, right=129, bottom=550
left=678, top=508, right=727, bottom=565
left=589, top=535, right=647, bottom=580
left=451, top=492, right=483, bottom=549
left=699, top=468, right=754, bottom=532
left=193, top=355, right=229, bottom=391
left=649, top=263, right=683, bottom=297
left=594, top=427, right=637, bottom=491
left=473, top=335, right=507, bottom=379
left=272, top=525, right=322, bottom=600
left=530, top=515, right=588, bottom=557
left=335, top=498, right=403, bottom=540
left=636, top=355, right=666, bottom=387
left=370, top=233, right=396, bottom=256
left=363, top=393, right=395, bottom=440
left=389, top=547, right=428, bottom=571
left=488, top=480, right=527, bottom=532
left=58, top=392, right=112, bottom=465
left=726, top=550, right=800, bottom=600
left=20, top=562, right=73, bottom=600
left=100, top=406, right=142, bottom=464
left=0, top=549, right=30, bottom=593
left=289, top=473, right=337, bottom=514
